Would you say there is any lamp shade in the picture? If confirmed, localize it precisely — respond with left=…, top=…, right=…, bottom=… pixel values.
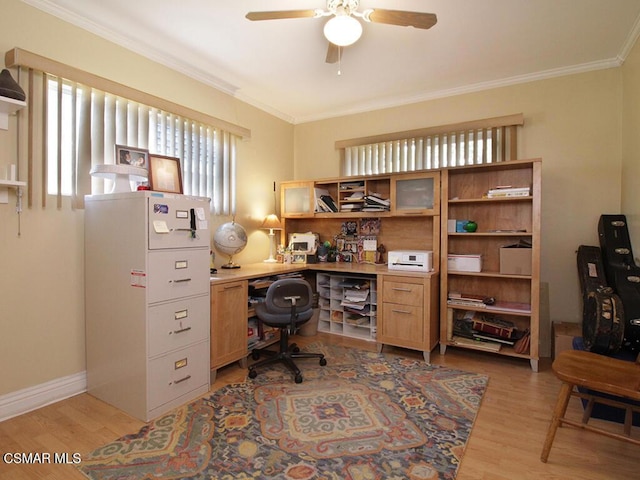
left=323, top=15, right=363, bottom=47
left=261, top=213, right=283, bottom=230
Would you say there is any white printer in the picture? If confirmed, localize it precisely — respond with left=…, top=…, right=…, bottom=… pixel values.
left=388, top=250, right=433, bottom=272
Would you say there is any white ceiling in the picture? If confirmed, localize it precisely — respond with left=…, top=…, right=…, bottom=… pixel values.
left=24, top=0, right=640, bottom=124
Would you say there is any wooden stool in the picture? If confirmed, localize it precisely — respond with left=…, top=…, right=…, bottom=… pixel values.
left=541, top=349, right=640, bottom=462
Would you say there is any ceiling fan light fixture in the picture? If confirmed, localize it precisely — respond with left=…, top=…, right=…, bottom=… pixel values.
left=323, top=14, right=362, bottom=46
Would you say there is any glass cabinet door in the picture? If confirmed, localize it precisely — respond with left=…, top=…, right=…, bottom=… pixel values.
left=281, top=182, right=314, bottom=217
left=391, top=173, right=440, bottom=215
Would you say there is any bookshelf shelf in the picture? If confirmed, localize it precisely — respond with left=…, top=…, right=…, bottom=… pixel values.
left=440, top=159, right=541, bottom=371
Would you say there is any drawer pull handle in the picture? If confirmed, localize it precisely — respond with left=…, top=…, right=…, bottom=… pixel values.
left=171, top=326, right=192, bottom=335
left=170, top=278, right=192, bottom=283
left=224, top=284, right=243, bottom=290
left=392, top=287, right=412, bottom=292
left=170, top=375, right=191, bottom=386
left=392, top=309, right=411, bottom=314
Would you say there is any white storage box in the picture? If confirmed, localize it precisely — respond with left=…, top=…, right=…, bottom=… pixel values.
left=447, top=254, right=482, bottom=272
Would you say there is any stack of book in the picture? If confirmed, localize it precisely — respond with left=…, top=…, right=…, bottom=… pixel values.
left=447, top=292, right=491, bottom=308
left=340, top=191, right=364, bottom=212
left=486, top=185, right=531, bottom=198
left=451, top=310, right=524, bottom=350
left=317, top=194, right=338, bottom=212
left=339, top=181, right=365, bottom=191
left=363, top=192, right=390, bottom=211
left=340, top=204, right=363, bottom=212
left=315, top=188, right=339, bottom=212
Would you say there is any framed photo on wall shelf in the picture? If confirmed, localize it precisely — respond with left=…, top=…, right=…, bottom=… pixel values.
left=115, top=145, right=149, bottom=169
left=148, top=154, right=183, bottom=194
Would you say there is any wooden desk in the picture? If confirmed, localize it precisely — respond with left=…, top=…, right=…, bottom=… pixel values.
left=209, top=262, right=439, bottom=380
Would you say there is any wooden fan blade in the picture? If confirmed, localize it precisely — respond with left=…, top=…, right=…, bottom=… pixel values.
left=367, top=9, right=437, bottom=29
left=246, top=10, right=317, bottom=21
left=326, top=43, right=340, bottom=64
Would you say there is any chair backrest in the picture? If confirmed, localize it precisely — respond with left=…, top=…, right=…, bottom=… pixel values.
left=263, top=279, right=313, bottom=315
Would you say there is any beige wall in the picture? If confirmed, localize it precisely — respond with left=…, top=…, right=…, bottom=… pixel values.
left=294, top=67, right=625, bottom=350
left=1, top=0, right=637, bottom=398
left=622, top=34, right=640, bottom=252
left=0, top=0, right=294, bottom=395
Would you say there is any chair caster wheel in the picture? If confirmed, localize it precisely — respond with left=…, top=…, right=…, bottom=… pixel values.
left=251, top=350, right=260, bottom=360
left=248, top=369, right=257, bottom=379
left=292, top=345, right=300, bottom=353
left=295, top=374, right=303, bottom=384
left=320, top=358, right=327, bottom=366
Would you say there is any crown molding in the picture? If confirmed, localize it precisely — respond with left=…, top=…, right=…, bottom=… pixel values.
left=292, top=57, right=623, bottom=124
left=20, top=0, right=637, bottom=126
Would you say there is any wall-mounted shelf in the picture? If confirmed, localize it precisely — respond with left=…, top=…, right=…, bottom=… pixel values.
left=0, top=179, right=26, bottom=204
left=0, top=95, right=26, bottom=130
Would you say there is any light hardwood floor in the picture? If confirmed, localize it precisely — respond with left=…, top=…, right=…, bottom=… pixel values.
left=1, top=332, right=638, bottom=479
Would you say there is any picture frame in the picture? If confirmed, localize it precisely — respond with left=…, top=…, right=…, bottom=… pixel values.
left=115, top=145, right=149, bottom=169
left=148, top=154, right=183, bottom=194
left=291, top=253, right=307, bottom=264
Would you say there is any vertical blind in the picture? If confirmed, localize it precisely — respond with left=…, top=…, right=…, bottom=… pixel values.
left=152, top=112, right=237, bottom=215
left=338, top=115, right=523, bottom=176
left=43, top=75, right=238, bottom=213
left=7, top=49, right=249, bottom=215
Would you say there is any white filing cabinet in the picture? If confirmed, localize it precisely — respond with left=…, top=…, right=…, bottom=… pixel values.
left=85, top=191, right=211, bottom=421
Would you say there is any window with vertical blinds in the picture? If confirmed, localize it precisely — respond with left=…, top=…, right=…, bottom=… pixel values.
left=337, top=114, right=524, bottom=176
left=7, top=48, right=249, bottom=214
left=45, top=76, right=238, bottom=214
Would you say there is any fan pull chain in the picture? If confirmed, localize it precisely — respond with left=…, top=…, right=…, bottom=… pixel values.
left=338, top=46, right=342, bottom=75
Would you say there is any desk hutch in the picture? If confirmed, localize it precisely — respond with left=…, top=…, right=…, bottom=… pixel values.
left=209, top=159, right=540, bottom=379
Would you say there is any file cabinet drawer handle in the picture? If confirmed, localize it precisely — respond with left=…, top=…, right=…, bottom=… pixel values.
left=170, top=278, right=192, bottom=283
left=170, top=375, right=191, bottom=386
left=171, top=326, right=192, bottom=335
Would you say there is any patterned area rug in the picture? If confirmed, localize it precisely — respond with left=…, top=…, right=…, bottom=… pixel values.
left=78, top=343, right=488, bottom=480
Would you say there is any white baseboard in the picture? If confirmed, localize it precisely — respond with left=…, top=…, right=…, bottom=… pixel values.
left=0, top=371, right=87, bottom=423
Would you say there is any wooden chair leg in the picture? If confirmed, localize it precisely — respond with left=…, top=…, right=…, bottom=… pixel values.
left=581, top=397, right=595, bottom=425
left=624, top=406, right=633, bottom=436
left=541, top=382, right=574, bottom=463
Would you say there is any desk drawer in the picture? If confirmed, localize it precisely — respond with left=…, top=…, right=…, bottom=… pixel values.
left=381, top=303, right=424, bottom=345
left=382, top=280, right=423, bottom=306
left=147, top=249, right=209, bottom=303
left=148, top=295, right=209, bottom=357
left=148, top=340, right=209, bottom=410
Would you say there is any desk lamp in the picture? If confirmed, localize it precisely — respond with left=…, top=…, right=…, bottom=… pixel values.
left=261, top=213, right=283, bottom=263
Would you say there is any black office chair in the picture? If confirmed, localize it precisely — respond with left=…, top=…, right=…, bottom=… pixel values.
left=248, top=279, right=326, bottom=383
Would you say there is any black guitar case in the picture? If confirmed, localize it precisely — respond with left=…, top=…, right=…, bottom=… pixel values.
left=611, top=268, right=640, bottom=353
left=577, top=245, right=625, bottom=354
left=598, top=214, right=635, bottom=283
left=597, top=214, right=640, bottom=353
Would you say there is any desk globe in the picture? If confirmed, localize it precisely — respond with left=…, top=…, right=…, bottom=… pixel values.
left=213, top=221, right=247, bottom=269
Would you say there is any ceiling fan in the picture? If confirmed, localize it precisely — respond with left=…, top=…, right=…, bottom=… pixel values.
left=246, top=0, right=437, bottom=64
